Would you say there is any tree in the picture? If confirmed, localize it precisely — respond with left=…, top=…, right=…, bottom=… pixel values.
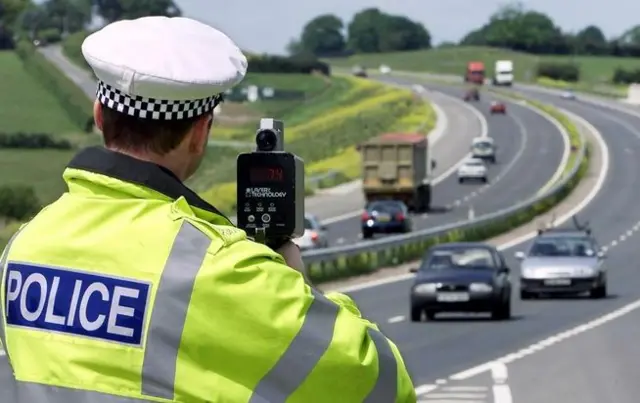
left=347, top=8, right=431, bottom=53
left=94, top=0, right=181, bottom=23
left=299, top=14, right=345, bottom=57
left=459, top=2, right=569, bottom=54
left=573, top=25, right=607, bottom=55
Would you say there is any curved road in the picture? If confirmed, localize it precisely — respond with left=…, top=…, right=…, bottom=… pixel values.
left=322, top=84, right=567, bottom=246
left=344, top=87, right=640, bottom=401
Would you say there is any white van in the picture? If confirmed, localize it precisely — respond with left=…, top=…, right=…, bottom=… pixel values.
left=471, top=137, right=497, bottom=163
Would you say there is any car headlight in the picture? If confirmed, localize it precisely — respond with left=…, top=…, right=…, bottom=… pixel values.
left=413, top=283, right=437, bottom=294
left=577, top=267, right=596, bottom=276
left=469, top=283, right=493, bottom=293
left=521, top=268, right=535, bottom=278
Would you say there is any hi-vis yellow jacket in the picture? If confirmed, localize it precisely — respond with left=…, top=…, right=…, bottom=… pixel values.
left=0, top=147, right=416, bottom=402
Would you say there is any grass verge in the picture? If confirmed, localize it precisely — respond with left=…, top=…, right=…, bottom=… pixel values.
left=0, top=51, right=80, bottom=134
left=306, top=97, right=588, bottom=284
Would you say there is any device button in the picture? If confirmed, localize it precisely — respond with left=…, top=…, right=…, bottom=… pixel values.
left=248, top=215, right=255, bottom=223
left=261, top=213, right=271, bottom=223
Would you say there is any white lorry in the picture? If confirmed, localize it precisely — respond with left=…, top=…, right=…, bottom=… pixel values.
left=493, top=60, right=514, bottom=86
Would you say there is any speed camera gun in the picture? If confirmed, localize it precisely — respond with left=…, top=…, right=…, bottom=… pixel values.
left=236, top=118, right=305, bottom=246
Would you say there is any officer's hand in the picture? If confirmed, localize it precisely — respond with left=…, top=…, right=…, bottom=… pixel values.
left=276, top=241, right=312, bottom=285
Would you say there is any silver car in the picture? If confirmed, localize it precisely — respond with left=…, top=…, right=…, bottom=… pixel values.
left=293, top=214, right=329, bottom=250
left=515, top=230, right=607, bottom=299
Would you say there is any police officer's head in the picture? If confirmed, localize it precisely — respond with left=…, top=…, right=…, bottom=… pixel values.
left=82, top=16, right=247, bottom=181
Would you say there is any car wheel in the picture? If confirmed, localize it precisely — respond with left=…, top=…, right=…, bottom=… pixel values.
left=425, top=311, right=437, bottom=321
left=458, top=178, right=464, bottom=184
left=491, top=298, right=511, bottom=320
left=481, top=177, right=488, bottom=183
left=362, top=231, right=373, bottom=239
left=410, top=306, right=422, bottom=322
left=589, top=283, right=607, bottom=299
left=520, top=289, right=534, bottom=300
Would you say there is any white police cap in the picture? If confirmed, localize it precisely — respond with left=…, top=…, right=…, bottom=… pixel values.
left=82, top=16, right=247, bottom=120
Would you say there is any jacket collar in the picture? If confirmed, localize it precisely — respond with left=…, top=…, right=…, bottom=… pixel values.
left=66, top=146, right=232, bottom=225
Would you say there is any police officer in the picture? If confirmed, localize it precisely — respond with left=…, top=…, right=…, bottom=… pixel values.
left=0, top=16, right=416, bottom=402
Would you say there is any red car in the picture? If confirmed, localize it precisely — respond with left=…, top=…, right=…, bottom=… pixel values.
left=490, top=101, right=506, bottom=114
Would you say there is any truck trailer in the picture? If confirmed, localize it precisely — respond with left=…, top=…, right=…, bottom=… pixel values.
left=359, top=133, right=436, bottom=212
left=493, top=60, right=514, bottom=86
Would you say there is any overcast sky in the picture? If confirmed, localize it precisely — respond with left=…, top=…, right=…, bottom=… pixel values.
left=176, top=0, right=640, bottom=54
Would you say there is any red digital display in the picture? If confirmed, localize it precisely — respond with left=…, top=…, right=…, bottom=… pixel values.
left=250, top=167, right=284, bottom=182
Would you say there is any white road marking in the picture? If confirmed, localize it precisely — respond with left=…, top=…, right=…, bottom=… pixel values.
left=444, top=386, right=487, bottom=392
left=435, top=379, right=447, bottom=384
left=611, top=240, right=618, bottom=247
left=415, top=384, right=439, bottom=394
left=387, top=315, right=405, bottom=323
left=336, top=237, right=345, bottom=244
left=620, top=235, right=626, bottom=241
left=424, top=393, right=485, bottom=399
left=449, top=297, right=640, bottom=383
left=627, top=230, right=633, bottom=236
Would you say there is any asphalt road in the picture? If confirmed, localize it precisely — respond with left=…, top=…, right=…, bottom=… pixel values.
left=345, top=89, right=640, bottom=401
left=322, top=84, right=567, bottom=246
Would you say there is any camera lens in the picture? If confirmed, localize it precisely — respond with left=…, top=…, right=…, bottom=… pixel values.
left=256, top=130, right=277, bottom=151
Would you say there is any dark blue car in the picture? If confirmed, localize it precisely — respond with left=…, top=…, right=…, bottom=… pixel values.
left=409, top=242, right=512, bottom=321
left=361, top=200, right=412, bottom=239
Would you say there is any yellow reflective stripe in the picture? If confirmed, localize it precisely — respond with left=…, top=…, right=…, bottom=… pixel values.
left=0, top=227, right=25, bottom=359
left=14, top=380, right=151, bottom=402
left=363, top=328, right=398, bottom=402
left=249, top=290, right=339, bottom=403
left=141, top=221, right=211, bottom=399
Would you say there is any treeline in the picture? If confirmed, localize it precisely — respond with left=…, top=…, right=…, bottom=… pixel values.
left=295, top=2, right=640, bottom=59
left=288, top=8, right=431, bottom=57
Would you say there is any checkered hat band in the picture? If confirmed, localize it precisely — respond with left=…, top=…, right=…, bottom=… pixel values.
left=96, top=81, right=218, bottom=121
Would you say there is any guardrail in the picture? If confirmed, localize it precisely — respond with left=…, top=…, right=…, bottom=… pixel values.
left=302, top=100, right=588, bottom=282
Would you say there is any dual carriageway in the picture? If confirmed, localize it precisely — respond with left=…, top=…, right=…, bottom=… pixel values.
left=304, top=79, right=640, bottom=402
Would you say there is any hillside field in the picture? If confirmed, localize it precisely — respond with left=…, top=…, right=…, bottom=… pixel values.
left=325, top=46, right=640, bottom=84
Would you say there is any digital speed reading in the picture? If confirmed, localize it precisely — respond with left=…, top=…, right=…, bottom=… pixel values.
left=249, top=166, right=284, bottom=182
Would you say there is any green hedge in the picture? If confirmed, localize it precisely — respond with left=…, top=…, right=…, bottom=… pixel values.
left=0, top=132, right=72, bottom=149
left=248, top=54, right=331, bottom=76
left=0, top=185, right=41, bottom=221
left=536, top=62, right=580, bottom=82
left=15, top=40, right=93, bottom=132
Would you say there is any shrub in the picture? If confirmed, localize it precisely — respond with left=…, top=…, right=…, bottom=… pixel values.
left=0, top=186, right=41, bottom=221
left=248, top=54, right=331, bottom=76
left=15, top=40, right=93, bottom=132
left=611, top=67, right=640, bottom=85
left=62, top=30, right=94, bottom=74
left=38, top=28, right=62, bottom=44
left=0, top=132, right=72, bottom=149
left=536, top=63, right=580, bottom=82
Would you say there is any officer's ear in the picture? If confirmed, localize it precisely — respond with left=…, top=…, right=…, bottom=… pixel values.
left=93, top=100, right=104, bottom=132
left=188, top=113, right=212, bottom=154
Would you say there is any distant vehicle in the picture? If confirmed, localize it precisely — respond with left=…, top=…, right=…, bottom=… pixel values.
left=359, top=133, right=436, bottom=212
left=379, top=64, right=392, bottom=74
left=464, top=87, right=480, bottom=101
left=457, top=158, right=488, bottom=183
left=352, top=65, right=367, bottom=78
left=493, top=60, right=514, bottom=86
left=561, top=90, right=576, bottom=100
left=465, top=61, right=485, bottom=84
left=293, top=214, right=329, bottom=250
left=471, top=137, right=497, bottom=163
left=361, top=200, right=412, bottom=239
left=409, top=242, right=512, bottom=321
left=490, top=101, right=506, bottom=114
left=515, top=216, right=607, bottom=299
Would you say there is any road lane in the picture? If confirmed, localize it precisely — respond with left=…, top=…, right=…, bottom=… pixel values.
left=349, top=92, right=640, bottom=389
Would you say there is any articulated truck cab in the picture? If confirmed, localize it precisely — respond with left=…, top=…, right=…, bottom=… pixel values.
left=359, top=133, right=436, bottom=212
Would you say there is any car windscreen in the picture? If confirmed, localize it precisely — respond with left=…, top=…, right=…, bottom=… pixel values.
left=473, top=142, right=492, bottom=149
left=421, top=247, right=495, bottom=270
left=304, top=218, right=315, bottom=230
left=528, top=236, right=596, bottom=257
